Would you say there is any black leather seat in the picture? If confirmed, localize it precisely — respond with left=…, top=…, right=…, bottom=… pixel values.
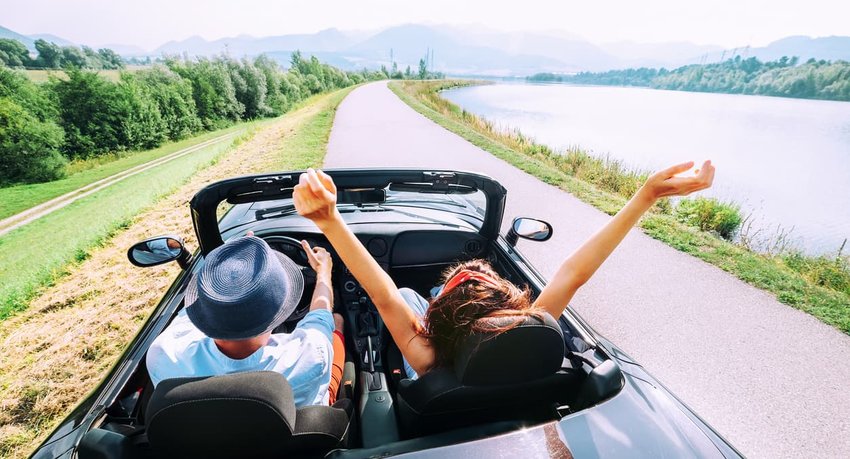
left=146, top=371, right=351, bottom=458
left=395, top=313, right=581, bottom=436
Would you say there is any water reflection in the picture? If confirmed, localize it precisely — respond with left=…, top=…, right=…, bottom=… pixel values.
left=445, top=83, right=850, bottom=255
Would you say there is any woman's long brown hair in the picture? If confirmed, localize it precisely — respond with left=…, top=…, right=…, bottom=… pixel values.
left=421, top=259, right=543, bottom=370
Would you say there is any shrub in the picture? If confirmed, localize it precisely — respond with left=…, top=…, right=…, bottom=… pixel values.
left=675, top=197, right=743, bottom=239
left=0, top=98, right=67, bottom=184
left=133, top=66, right=201, bottom=140
left=782, top=251, right=850, bottom=295
left=51, top=69, right=128, bottom=157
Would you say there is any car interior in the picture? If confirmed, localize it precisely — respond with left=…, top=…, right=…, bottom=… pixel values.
left=76, top=171, right=624, bottom=458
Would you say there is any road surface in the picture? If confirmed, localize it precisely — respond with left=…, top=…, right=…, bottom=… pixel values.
left=324, top=81, right=850, bottom=458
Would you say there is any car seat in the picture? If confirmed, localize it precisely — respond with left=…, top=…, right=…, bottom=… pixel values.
left=145, top=371, right=352, bottom=458
left=395, top=313, right=582, bottom=436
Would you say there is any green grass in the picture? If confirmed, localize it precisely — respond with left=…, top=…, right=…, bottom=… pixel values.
left=266, top=86, right=356, bottom=170
left=0, top=87, right=356, bottom=323
left=0, top=136, right=244, bottom=320
left=0, top=88, right=356, bottom=458
left=0, top=123, right=261, bottom=221
left=389, top=80, right=850, bottom=334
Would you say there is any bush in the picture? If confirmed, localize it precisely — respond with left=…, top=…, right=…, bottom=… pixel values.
left=133, top=66, right=202, bottom=140
left=675, top=197, right=743, bottom=239
left=782, top=252, right=850, bottom=294
left=51, top=69, right=128, bottom=157
left=0, top=98, right=67, bottom=184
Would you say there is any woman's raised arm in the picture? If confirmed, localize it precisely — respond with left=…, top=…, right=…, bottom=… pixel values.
left=533, top=160, right=715, bottom=320
left=293, top=169, right=435, bottom=374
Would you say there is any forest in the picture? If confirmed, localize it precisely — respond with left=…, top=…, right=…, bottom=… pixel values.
left=0, top=38, right=435, bottom=185
left=528, top=56, right=850, bottom=102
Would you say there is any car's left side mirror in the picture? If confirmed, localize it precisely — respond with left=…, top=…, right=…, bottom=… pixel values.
left=506, top=217, right=553, bottom=246
left=128, top=236, right=191, bottom=269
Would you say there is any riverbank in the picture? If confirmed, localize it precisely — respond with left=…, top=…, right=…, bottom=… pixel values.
left=389, top=80, right=850, bottom=334
left=0, top=87, right=354, bottom=458
left=528, top=57, right=850, bottom=102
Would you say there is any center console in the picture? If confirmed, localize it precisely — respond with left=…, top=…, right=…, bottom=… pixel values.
left=337, top=264, right=400, bottom=447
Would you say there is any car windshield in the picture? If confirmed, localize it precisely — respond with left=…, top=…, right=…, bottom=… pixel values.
left=222, top=185, right=488, bottom=233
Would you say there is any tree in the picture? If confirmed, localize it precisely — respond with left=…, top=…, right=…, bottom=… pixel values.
left=34, top=39, right=62, bottom=68
left=134, top=66, right=201, bottom=139
left=51, top=68, right=127, bottom=157
left=60, top=46, right=88, bottom=68
left=418, top=58, right=428, bottom=79
left=97, top=48, right=124, bottom=69
left=0, top=98, right=67, bottom=184
left=0, top=39, right=31, bottom=68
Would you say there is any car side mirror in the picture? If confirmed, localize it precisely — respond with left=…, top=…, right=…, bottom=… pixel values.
left=128, top=236, right=191, bottom=269
left=506, top=217, right=553, bottom=246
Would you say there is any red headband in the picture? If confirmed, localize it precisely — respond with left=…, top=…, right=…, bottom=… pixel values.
left=439, top=269, right=501, bottom=297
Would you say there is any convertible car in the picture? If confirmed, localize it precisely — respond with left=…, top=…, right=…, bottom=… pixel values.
left=32, top=169, right=742, bottom=458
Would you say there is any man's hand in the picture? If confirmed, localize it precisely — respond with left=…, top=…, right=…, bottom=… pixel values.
left=639, top=160, right=715, bottom=201
left=301, top=240, right=333, bottom=279
left=294, top=169, right=338, bottom=227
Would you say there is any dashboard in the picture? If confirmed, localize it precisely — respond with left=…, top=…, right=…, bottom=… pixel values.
left=261, top=227, right=488, bottom=371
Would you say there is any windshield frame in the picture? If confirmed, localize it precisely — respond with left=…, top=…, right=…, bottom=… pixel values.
left=191, top=168, right=507, bottom=255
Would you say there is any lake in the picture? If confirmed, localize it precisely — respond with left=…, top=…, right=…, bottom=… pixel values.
left=443, top=83, right=850, bottom=256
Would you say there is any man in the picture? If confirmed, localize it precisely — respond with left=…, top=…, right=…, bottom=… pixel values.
left=146, top=234, right=346, bottom=407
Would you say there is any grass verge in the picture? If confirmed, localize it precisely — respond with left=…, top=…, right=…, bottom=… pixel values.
left=0, top=86, right=355, bottom=458
left=0, top=122, right=261, bottom=221
left=389, top=80, right=850, bottom=334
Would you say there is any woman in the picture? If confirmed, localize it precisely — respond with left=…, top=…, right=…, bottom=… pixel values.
left=294, top=161, right=714, bottom=378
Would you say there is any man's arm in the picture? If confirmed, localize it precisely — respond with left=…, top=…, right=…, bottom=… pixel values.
left=301, top=241, right=333, bottom=313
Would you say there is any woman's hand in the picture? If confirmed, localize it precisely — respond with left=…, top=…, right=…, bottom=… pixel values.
left=640, top=160, right=715, bottom=201
left=301, top=240, right=333, bottom=279
left=293, top=169, right=338, bottom=227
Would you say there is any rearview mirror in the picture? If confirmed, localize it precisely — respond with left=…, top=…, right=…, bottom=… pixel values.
left=506, top=217, right=553, bottom=246
left=128, top=236, right=190, bottom=269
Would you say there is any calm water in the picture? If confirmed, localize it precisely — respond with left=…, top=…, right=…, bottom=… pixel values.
left=444, top=83, right=850, bottom=255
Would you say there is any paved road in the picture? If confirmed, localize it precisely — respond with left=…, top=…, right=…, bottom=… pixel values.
left=0, top=133, right=237, bottom=238
left=325, top=82, right=850, bottom=458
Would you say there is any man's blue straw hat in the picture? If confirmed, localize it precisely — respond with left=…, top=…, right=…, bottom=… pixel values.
left=185, top=236, right=304, bottom=340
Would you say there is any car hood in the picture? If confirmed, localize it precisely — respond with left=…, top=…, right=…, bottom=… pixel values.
left=395, top=371, right=735, bottom=458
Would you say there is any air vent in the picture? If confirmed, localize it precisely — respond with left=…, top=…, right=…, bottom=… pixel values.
left=464, top=239, right=482, bottom=255
left=367, top=238, right=388, bottom=257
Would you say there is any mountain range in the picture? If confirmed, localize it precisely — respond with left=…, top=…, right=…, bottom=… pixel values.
left=3, top=24, right=849, bottom=75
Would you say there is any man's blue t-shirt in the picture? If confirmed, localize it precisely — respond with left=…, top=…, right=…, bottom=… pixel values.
left=146, top=309, right=335, bottom=407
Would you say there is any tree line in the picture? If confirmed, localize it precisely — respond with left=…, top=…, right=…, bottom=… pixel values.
left=528, top=56, right=850, bottom=102
left=0, top=51, right=429, bottom=185
left=0, top=38, right=124, bottom=70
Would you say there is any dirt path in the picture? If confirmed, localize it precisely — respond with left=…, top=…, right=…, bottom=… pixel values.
left=325, top=81, right=850, bottom=458
left=0, top=95, right=335, bottom=458
left=0, top=133, right=238, bottom=238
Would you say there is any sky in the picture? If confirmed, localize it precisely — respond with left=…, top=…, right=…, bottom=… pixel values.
left=4, top=0, right=849, bottom=51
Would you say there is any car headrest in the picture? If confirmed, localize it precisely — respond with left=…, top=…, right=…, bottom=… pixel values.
left=453, top=313, right=565, bottom=385
left=147, top=371, right=295, bottom=458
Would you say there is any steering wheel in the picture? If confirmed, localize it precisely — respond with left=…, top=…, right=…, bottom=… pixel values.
left=262, top=235, right=316, bottom=324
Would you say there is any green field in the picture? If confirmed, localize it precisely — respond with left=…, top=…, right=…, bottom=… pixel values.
left=0, top=135, right=245, bottom=320
left=389, top=80, right=850, bottom=334
left=0, top=123, right=260, bottom=221
left=0, top=86, right=356, bottom=458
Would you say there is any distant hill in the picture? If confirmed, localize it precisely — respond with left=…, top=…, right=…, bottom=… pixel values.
left=749, top=36, right=850, bottom=62
left=3, top=22, right=849, bottom=76
left=29, top=33, right=75, bottom=47
left=0, top=25, right=35, bottom=48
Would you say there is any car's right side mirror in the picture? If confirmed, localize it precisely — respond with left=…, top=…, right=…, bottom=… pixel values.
left=128, top=235, right=191, bottom=269
left=506, top=217, right=553, bottom=246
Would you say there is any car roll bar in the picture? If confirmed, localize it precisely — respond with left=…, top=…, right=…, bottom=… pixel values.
left=189, top=169, right=507, bottom=256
